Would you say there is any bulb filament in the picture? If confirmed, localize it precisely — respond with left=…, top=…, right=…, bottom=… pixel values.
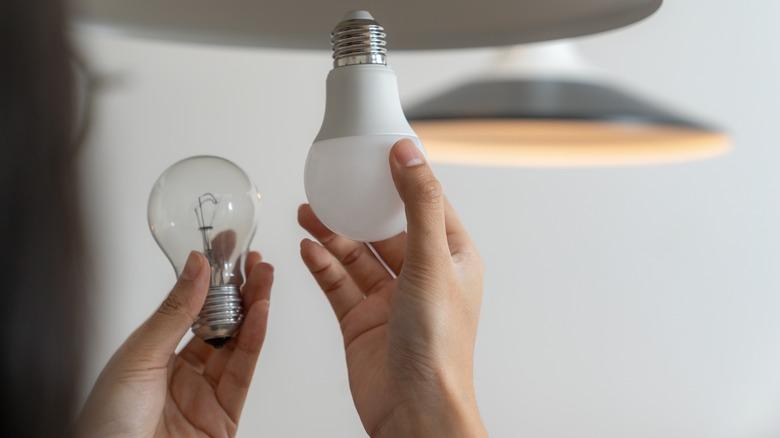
left=194, top=192, right=239, bottom=287
left=195, top=193, right=218, bottom=265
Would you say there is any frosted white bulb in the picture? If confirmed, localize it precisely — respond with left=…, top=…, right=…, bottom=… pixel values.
left=304, top=11, right=424, bottom=242
left=148, top=156, right=260, bottom=348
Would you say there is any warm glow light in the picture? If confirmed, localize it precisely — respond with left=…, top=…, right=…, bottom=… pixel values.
left=412, top=119, right=730, bottom=167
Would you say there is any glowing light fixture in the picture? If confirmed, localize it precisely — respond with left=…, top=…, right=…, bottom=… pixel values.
left=407, top=41, right=730, bottom=166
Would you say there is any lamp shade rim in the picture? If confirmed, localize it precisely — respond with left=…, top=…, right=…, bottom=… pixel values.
left=406, top=79, right=720, bottom=132
left=411, top=119, right=730, bottom=167
left=72, top=0, right=662, bottom=50
left=406, top=78, right=731, bottom=167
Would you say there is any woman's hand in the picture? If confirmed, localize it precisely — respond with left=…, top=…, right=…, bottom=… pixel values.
left=298, top=139, right=487, bottom=437
left=78, top=251, right=273, bottom=438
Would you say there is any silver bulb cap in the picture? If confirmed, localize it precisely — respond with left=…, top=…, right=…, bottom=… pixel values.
left=331, top=10, right=387, bottom=68
left=192, top=284, right=243, bottom=347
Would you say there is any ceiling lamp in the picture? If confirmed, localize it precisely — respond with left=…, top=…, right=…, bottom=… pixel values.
left=407, top=41, right=730, bottom=166
left=74, top=0, right=726, bottom=166
left=74, top=0, right=661, bottom=49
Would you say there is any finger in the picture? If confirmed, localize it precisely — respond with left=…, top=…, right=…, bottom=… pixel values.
left=187, top=257, right=271, bottom=375
left=217, top=299, right=270, bottom=423
left=244, top=251, right=262, bottom=276
left=229, top=250, right=260, bottom=286
left=443, top=197, right=475, bottom=257
left=125, top=251, right=210, bottom=366
left=369, top=231, right=406, bottom=275
left=177, top=335, right=215, bottom=373
left=203, top=342, right=233, bottom=387
left=389, top=139, right=449, bottom=268
left=300, top=238, right=363, bottom=321
left=203, top=260, right=273, bottom=383
left=240, top=251, right=263, bottom=304
left=369, top=199, right=469, bottom=274
left=298, top=204, right=391, bottom=294
left=242, top=261, right=274, bottom=308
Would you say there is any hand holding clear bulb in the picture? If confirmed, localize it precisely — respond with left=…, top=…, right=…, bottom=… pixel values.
left=77, top=251, right=274, bottom=438
left=78, top=156, right=274, bottom=438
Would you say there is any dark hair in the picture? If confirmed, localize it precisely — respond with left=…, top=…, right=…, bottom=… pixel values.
left=1, top=1, right=83, bottom=436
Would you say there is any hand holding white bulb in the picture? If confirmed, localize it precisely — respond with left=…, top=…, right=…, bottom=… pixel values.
left=300, top=139, right=487, bottom=437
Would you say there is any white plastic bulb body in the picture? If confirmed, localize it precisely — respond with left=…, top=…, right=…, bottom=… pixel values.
left=305, top=43, right=423, bottom=242
left=148, top=155, right=260, bottom=347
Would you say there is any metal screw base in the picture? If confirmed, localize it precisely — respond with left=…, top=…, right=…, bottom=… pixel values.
left=192, top=284, right=243, bottom=347
left=331, top=11, right=387, bottom=68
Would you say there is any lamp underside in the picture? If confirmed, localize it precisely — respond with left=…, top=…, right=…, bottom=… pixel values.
left=413, top=119, right=729, bottom=166
left=73, top=0, right=662, bottom=50
left=407, top=79, right=729, bottom=166
left=406, top=79, right=711, bottom=128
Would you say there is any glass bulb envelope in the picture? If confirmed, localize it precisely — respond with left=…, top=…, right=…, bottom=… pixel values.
left=148, top=155, right=260, bottom=346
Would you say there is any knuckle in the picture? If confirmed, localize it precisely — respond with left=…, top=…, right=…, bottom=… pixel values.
left=415, top=178, right=443, bottom=205
left=308, top=259, right=332, bottom=276
left=322, top=275, right=347, bottom=295
left=340, top=245, right=364, bottom=267
left=365, top=276, right=391, bottom=296
left=157, top=292, right=189, bottom=319
left=400, top=259, right=444, bottom=288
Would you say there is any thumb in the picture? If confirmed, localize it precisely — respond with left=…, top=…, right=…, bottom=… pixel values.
left=123, top=251, right=210, bottom=365
left=390, top=139, right=449, bottom=269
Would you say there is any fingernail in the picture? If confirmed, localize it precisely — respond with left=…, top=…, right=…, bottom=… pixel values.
left=393, top=139, right=425, bottom=167
left=181, top=251, right=202, bottom=281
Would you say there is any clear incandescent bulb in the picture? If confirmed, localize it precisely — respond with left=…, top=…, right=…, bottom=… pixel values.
left=304, top=10, right=424, bottom=242
left=148, top=156, right=260, bottom=348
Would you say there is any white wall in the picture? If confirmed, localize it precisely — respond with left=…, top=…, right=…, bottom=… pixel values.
left=78, top=0, right=780, bottom=436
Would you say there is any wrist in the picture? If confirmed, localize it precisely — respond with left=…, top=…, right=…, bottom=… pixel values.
left=374, top=377, right=486, bottom=438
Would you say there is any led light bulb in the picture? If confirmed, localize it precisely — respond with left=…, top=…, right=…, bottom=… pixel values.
left=148, top=156, right=260, bottom=348
left=304, top=10, right=424, bottom=242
